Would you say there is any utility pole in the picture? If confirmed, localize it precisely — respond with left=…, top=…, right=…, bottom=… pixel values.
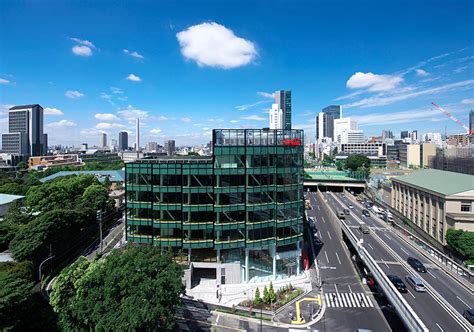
left=97, top=209, right=103, bottom=253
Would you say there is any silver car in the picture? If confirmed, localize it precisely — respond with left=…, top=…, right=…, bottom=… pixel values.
left=405, top=275, right=426, bottom=292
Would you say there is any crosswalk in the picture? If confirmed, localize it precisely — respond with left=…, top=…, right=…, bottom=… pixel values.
left=324, top=292, right=374, bottom=308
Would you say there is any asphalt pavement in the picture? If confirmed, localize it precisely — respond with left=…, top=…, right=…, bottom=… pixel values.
left=326, top=191, right=473, bottom=332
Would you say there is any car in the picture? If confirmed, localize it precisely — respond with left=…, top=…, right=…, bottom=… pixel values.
left=362, top=209, right=371, bottom=217
left=348, top=203, right=353, bottom=209
left=344, top=209, right=350, bottom=215
left=407, top=257, right=427, bottom=273
left=337, top=211, right=346, bottom=219
left=405, top=275, right=426, bottom=292
left=462, top=309, right=474, bottom=325
left=387, top=275, right=407, bottom=293
left=359, top=225, right=370, bottom=234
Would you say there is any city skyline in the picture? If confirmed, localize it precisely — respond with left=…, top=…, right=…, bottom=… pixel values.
left=1, top=1, right=473, bottom=146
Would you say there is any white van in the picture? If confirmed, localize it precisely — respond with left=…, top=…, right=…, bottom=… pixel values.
left=405, top=275, right=426, bottom=292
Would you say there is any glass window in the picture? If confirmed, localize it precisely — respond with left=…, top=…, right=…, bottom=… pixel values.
left=461, top=201, right=472, bottom=212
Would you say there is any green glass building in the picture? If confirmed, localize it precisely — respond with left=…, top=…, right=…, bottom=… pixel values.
left=126, top=129, right=304, bottom=283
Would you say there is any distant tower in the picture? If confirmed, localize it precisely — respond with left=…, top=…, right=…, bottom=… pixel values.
left=102, top=133, right=107, bottom=147
left=136, top=118, right=140, bottom=151
left=118, top=131, right=128, bottom=151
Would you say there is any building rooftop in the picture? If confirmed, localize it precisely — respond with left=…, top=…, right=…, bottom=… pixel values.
left=393, top=169, right=474, bottom=196
left=40, top=170, right=125, bottom=183
left=135, top=156, right=212, bottom=164
left=9, top=104, right=41, bottom=110
left=0, top=193, right=24, bottom=205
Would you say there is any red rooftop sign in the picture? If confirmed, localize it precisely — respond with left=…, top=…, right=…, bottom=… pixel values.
left=282, top=138, right=302, bottom=146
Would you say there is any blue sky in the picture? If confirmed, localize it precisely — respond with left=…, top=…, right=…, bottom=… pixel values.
left=0, top=0, right=473, bottom=146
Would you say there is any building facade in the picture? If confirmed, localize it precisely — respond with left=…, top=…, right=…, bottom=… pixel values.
left=399, top=143, right=436, bottom=168
left=102, top=133, right=107, bottom=147
left=269, top=103, right=284, bottom=130
left=391, top=169, right=474, bottom=245
left=126, top=129, right=304, bottom=283
left=274, top=90, right=292, bottom=130
left=118, top=131, right=128, bottom=151
left=164, top=140, right=176, bottom=156
left=1, top=104, right=47, bottom=157
left=28, top=154, right=83, bottom=169
left=340, top=143, right=386, bottom=156
left=333, top=117, right=358, bottom=143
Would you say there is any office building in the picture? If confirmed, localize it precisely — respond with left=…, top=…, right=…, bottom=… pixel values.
left=322, top=105, right=342, bottom=121
left=340, top=130, right=365, bottom=144
left=470, top=110, right=474, bottom=134
left=316, top=105, right=342, bottom=141
left=429, top=146, right=474, bottom=175
left=447, top=134, right=470, bottom=147
left=399, top=143, right=436, bottom=168
left=410, top=130, right=418, bottom=142
left=269, top=103, right=284, bottom=130
left=334, top=117, right=357, bottom=143
left=102, top=133, right=107, bottom=147
left=382, top=130, right=394, bottom=140
left=126, top=129, right=304, bottom=284
left=164, top=140, right=175, bottom=156
left=423, top=132, right=442, bottom=146
left=145, top=142, right=158, bottom=152
left=391, top=169, right=474, bottom=245
left=274, top=90, right=292, bottom=130
left=1, top=104, right=47, bottom=156
left=118, top=131, right=128, bottom=151
left=340, top=143, right=386, bottom=157
left=401, top=131, right=409, bottom=139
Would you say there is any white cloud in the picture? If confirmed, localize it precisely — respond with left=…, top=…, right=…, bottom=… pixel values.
left=453, top=66, right=468, bottom=74
left=257, top=91, right=275, bottom=99
left=345, top=80, right=474, bottom=108
left=123, top=49, right=144, bottom=59
left=65, top=90, right=85, bottom=98
left=176, top=22, right=257, bottom=69
left=0, top=104, right=14, bottom=114
left=95, top=122, right=126, bottom=130
left=118, top=105, right=149, bottom=121
left=462, top=98, right=474, bottom=104
left=47, top=119, right=76, bottom=128
left=346, top=72, right=404, bottom=92
left=126, top=74, right=141, bottom=82
left=240, top=115, right=265, bottom=121
left=0, top=78, right=10, bottom=84
left=158, top=116, right=168, bottom=120
left=150, top=128, right=162, bottom=136
left=95, top=113, right=121, bottom=122
left=415, top=69, right=429, bottom=77
left=354, top=108, right=443, bottom=126
left=72, top=45, right=92, bottom=57
left=235, top=99, right=271, bottom=111
left=44, top=107, right=64, bottom=116
left=230, top=120, right=239, bottom=123
left=70, top=37, right=95, bottom=48
left=110, top=87, right=123, bottom=94
left=208, top=118, right=224, bottom=123
left=180, top=117, right=192, bottom=122
left=80, top=128, right=102, bottom=136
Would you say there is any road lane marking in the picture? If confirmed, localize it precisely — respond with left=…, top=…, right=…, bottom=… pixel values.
left=456, top=295, right=470, bottom=308
left=367, top=243, right=374, bottom=250
left=399, top=247, right=410, bottom=256
left=322, top=217, right=326, bottom=223
left=384, top=233, right=392, bottom=240
left=318, top=231, right=322, bottom=239
left=327, top=231, right=332, bottom=240
left=317, top=205, right=320, bottom=211
left=348, top=285, right=352, bottom=293
left=325, top=251, right=330, bottom=263
left=427, top=270, right=437, bottom=279
left=435, top=323, right=444, bottom=332
left=346, top=219, right=351, bottom=224
left=334, top=284, right=339, bottom=293
left=407, top=289, right=416, bottom=299
left=335, top=252, right=342, bottom=265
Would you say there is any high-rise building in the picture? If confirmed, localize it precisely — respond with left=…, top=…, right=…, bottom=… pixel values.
left=269, top=90, right=292, bottom=130
left=145, top=142, right=158, bottom=152
left=136, top=118, right=140, bottom=151
left=410, top=130, right=418, bottom=142
left=382, top=130, right=394, bottom=140
left=316, top=105, right=342, bottom=141
left=470, top=110, right=474, bottom=134
left=102, top=133, right=107, bottom=147
left=164, top=140, right=175, bottom=156
left=340, top=130, right=365, bottom=144
left=1, top=104, right=47, bottom=156
left=126, top=129, right=304, bottom=283
left=400, top=131, right=409, bottom=139
left=334, top=117, right=358, bottom=143
left=269, top=103, right=284, bottom=129
left=118, top=131, right=128, bottom=151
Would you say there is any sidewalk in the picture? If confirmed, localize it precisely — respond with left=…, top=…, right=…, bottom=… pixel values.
left=186, top=270, right=312, bottom=307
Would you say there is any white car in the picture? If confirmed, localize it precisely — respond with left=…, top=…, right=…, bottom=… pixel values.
left=348, top=203, right=353, bottom=209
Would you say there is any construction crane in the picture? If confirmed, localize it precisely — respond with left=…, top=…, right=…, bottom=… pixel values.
left=431, top=102, right=474, bottom=135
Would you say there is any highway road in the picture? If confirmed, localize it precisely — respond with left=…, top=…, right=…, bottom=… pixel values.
left=306, top=192, right=392, bottom=332
left=323, top=190, right=473, bottom=332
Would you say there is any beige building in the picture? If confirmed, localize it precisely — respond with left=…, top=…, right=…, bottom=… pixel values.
left=28, top=154, right=83, bottom=169
left=391, top=169, right=474, bottom=245
left=399, top=143, right=435, bottom=168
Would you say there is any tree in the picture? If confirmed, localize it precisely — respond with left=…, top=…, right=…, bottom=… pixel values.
left=17, top=161, right=28, bottom=170
left=268, top=281, right=276, bottom=304
left=335, top=160, right=343, bottom=171
left=446, top=229, right=474, bottom=261
left=345, top=155, right=371, bottom=172
left=253, top=287, right=261, bottom=306
left=263, top=285, right=269, bottom=304
left=50, top=247, right=184, bottom=331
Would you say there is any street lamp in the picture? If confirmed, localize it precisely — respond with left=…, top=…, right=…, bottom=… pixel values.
left=97, top=209, right=104, bottom=253
left=39, top=254, right=55, bottom=287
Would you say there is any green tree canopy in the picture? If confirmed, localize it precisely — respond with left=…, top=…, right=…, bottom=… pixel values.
left=50, top=246, right=184, bottom=331
left=345, top=154, right=371, bottom=172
